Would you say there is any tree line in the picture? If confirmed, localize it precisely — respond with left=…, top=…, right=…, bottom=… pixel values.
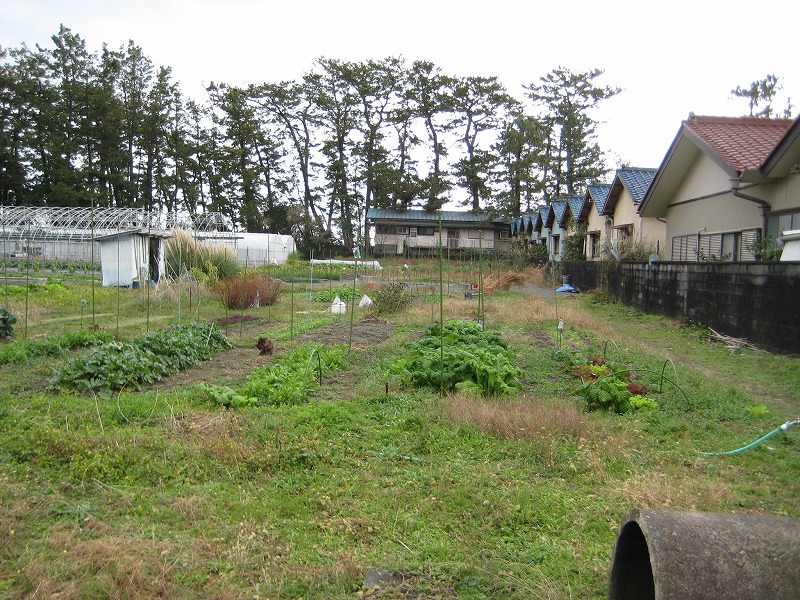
left=1, top=25, right=621, bottom=251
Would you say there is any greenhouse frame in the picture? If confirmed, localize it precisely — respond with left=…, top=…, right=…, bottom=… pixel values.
left=0, top=205, right=237, bottom=263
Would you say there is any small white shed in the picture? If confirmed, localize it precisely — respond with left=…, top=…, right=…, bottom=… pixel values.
left=96, top=229, right=172, bottom=287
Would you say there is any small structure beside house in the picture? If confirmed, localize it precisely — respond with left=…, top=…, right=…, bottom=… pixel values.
left=639, top=114, right=800, bottom=261
left=96, top=229, right=172, bottom=287
left=367, top=208, right=511, bottom=256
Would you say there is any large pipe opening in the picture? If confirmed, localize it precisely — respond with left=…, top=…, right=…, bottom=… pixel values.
left=608, top=509, right=800, bottom=600
left=608, top=522, right=654, bottom=600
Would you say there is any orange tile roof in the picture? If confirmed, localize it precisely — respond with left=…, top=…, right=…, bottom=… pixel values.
left=684, top=115, right=793, bottom=174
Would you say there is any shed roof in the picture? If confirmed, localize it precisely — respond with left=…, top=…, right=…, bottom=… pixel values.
left=94, top=228, right=173, bottom=241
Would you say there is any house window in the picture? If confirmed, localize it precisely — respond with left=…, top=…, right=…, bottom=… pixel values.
left=721, top=232, right=740, bottom=261
left=410, top=228, right=417, bottom=238
left=499, top=230, right=510, bottom=239
left=589, top=232, right=600, bottom=258
left=551, top=235, right=560, bottom=257
left=397, top=226, right=409, bottom=235
left=467, top=229, right=485, bottom=239
left=767, top=210, right=800, bottom=240
left=417, top=226, right=435, bottom=236
left=616, top=225, right=633, bottom=243
left=671, top=229, right=758, bottom=261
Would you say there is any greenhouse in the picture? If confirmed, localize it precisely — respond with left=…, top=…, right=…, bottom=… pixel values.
left=0, top=205, right=237, bottom=264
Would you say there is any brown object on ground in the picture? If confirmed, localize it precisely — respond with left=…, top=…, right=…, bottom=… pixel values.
left=256, top=336, right=275, bottom=356
left=708, top=327, right=759, bottom=351
left=493, top=272, right=525, bottom=290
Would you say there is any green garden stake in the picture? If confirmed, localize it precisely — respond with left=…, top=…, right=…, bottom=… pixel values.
left=438, top=211, right=444, bottom=394
left=267, top=240, right=271, bottom=320
left=348, top=247, right=358, bottom=350
left=80, top=297, right=87, bottom=330
left=90, top=204, right=96, bottom=329
left=145, top=211, right=151, bottom=334
left=24, top=233, right=30, bottom=339
left=291, top=276, right=294, bottom=340
left=116, top=222, right=120, bottom=335
left=479, top=228, right=484, bottom=328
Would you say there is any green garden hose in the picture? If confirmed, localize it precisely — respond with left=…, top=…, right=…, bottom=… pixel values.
left=701, top=418, right=800, bottom=456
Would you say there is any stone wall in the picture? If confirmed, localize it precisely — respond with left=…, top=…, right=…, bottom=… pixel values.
left=562, top=261, right=800, bottom=353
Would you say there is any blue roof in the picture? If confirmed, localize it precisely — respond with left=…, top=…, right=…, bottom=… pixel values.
left=551, top=200, right=568, bottom=227
left=539, top=205, right=553, bottom=227
left=566, top=195, right=586, bottom=223
left=587, top=183, right=613, bottom=215
left=366, top=208, right=503, bottom=224
left=616, top=168, right=657, bottom=203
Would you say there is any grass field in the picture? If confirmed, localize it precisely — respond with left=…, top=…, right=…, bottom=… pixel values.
left=1, top=267, right=798, bottom=599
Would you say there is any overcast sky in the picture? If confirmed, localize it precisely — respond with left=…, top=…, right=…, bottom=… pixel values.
left=2, top=0, right=797, bottom=173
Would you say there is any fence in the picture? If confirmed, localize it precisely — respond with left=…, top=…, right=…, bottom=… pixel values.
left=562, top=260, right=800, bottom=353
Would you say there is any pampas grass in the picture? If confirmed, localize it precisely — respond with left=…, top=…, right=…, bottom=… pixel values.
left=165, top=228, right=241, bottom=280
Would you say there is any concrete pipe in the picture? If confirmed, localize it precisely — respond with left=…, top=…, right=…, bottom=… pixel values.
left=608, top=508, right=800, bottom=600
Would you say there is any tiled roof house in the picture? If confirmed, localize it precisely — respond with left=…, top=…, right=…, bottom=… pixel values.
left=640, top=114, right=800, bottom=261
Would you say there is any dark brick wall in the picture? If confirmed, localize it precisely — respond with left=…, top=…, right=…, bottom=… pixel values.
left=562, top=261, right=800, bottom=354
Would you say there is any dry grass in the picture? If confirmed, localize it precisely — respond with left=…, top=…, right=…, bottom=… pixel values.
left=490, top=272, right=525, bottom=290
left=22, top=525, right=176, bottom=599
left=609, top=470, right=732, bottom=512
left=443, top=392, right=587, bottom=442
left=5, top=299, right=44, bottom=329
left=487, top=294, right=553, bottom=328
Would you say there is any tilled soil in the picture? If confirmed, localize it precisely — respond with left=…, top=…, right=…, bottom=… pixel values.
left=152, top=317, right=395, bottom=391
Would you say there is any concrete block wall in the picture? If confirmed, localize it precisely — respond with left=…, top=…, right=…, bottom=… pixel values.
left=562, top=261, right=800, bottom=353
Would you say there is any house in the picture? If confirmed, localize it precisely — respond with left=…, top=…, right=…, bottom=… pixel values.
left=535, top=200, right=569, bottom=261
left=96, top=229, right=172, bottom=287
left=558, top=196, right=587, bottom=258
left=583, top=184, right=613, bottom=260
left=604, top=168, right=664, bottom=255
left=639, top=114, right=800, bottom=261
left=367, top=208, right=510, bottom=256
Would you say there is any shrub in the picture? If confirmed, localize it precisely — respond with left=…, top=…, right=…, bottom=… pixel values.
left=563, top=223, right=587, bottom=261
left=312, top=285, right=360, bottom=303
left=0, top=308, right=18, bottom=338
left=370, top=283, right=412, bottom=315
left=213, top=273, right=283, bottom=310
left=166, top=228, right=241, bottom=280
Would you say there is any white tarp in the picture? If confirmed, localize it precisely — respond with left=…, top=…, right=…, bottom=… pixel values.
left=310, top=258, right=382, bottom=270
left=237, top=233, right=296, bottom=266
